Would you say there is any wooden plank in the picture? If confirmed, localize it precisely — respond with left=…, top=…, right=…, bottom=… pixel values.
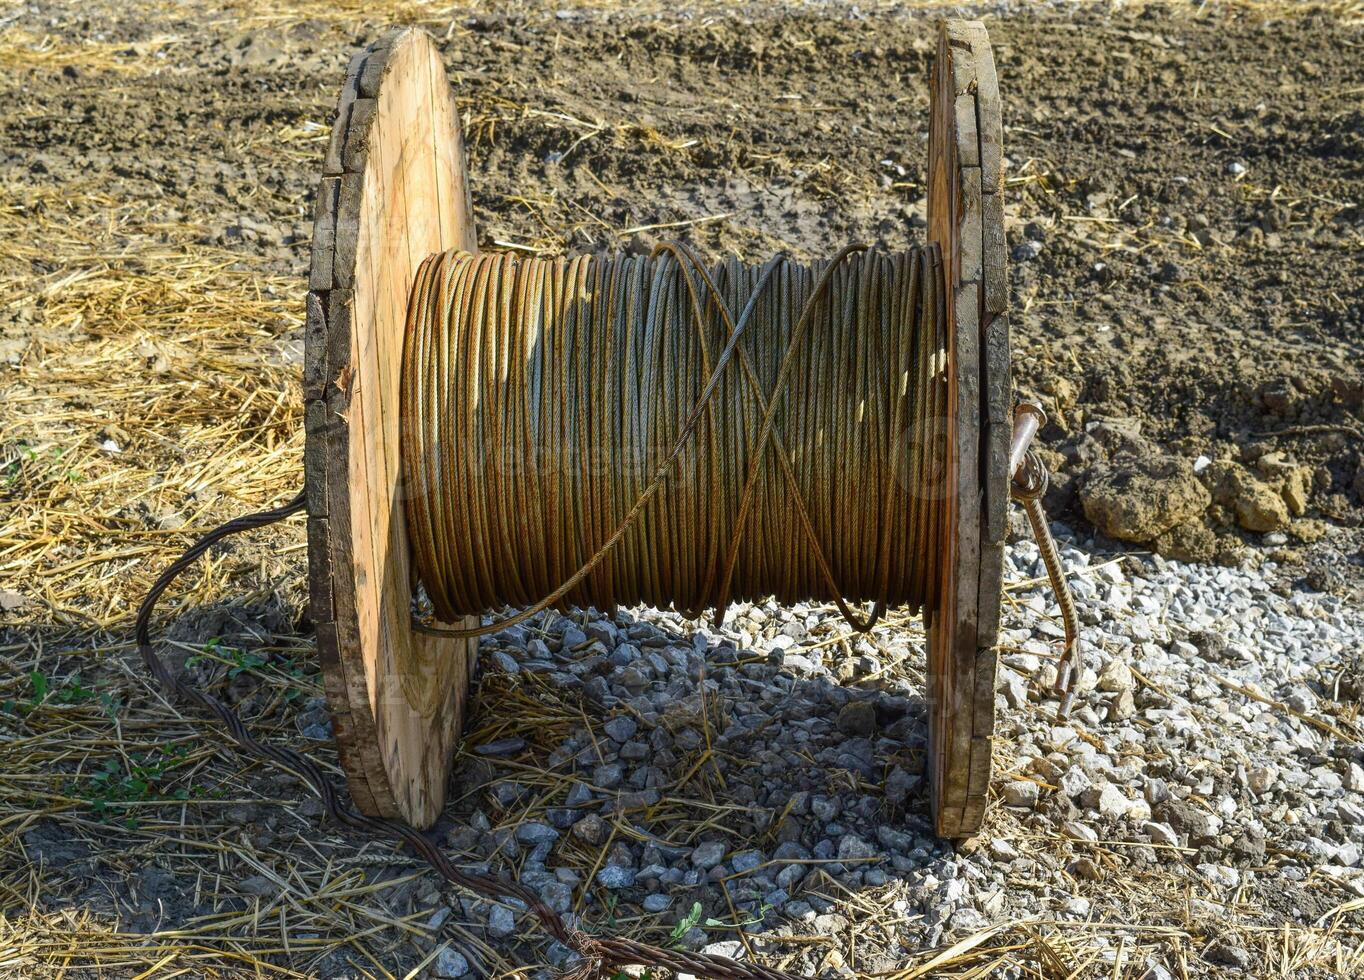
left=357, top=52, right=388, bottom=99
left=969, top=22, right=1009, bottom=660
left=981, top=191, right=1008, bottom=316
left=323, top=48, right=368, bottom=176
left=970, top=23, right=1004, bottom=198
left=977, top=309, right=1010, bottom=645
left=363, top=62, right=421, bottom=812
left=341, top=98, right=377, bottom=173
left=926, top=20, right=956, bottom=837
left=949, top=31, right=977, bottom=97
left=309, top=177, right=340, bottom=293
left=953, top=94, right=980, bottom=169
left=306, top=517, right=334, bottom=626
left=957, top=168, right=984, bottom=283
left=314, top=621, right=380, bottom=814
left=948, top=278, right=982, bottom=830
left=925, top=20, right=1008, bottom=840
left=332, top=174, right=364, bottom=292
left=303, top=291, right=329, bottom=402
left=305, top=28, right=478, bottom=828
left=303, top=399, right=331, bottom=519
left=960, top=735, right=994, bottom=829
left=324, top=289, right=355, bottom=399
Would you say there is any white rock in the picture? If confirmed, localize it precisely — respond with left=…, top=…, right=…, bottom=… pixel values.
left=1000, top=669, right=1029, bottom=710
left=1172, top=639, right=1199, bottom=659
left=488, top=905, right=516, bottom=937
left=1338, top=800, right=1364, bottom=824
left=1065, top=896, right=1092, bottom=917
left=1108, top=689, right=1136, bottom=721
left=1005, top=652, right=1042, bottom=673
left=1345, top=763, right=1364, bottom=793
left=989, top=839, right=1019, bottom=862
left=1096, top=561, right=1126, bottom=585
left=1097, top=660, right=1133, bottom=694
left=1002, top=780, right=1040, bottom=808
left=1248, top=767, right=1278, bottom=793
left=1060, top=767, right=1091, bottom=798
left=700, top=941, right=745, bottom=960
left=1143, top=778, right=1172, bottom=805
left=1097, top=784, right=1132, bottom=820
left=1143, top=821, right=1181, bottom=848
left=1063, top=821, right=1099, bottom=843
left=1048, top=726, right=1077, bottom=749
left=1197, top=864, right=1241, bottom=889
left=1312, top=767, right=1344, bottom=793
left=432, top=947, right=470, bottom=978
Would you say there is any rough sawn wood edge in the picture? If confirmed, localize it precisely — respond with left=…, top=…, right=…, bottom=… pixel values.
left=925, top=19, right=1009, bottom=839
left=304, top=27, right=478, bottom=828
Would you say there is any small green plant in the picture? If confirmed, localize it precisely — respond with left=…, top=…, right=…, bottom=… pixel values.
left=0, top=444, right=36, bottom=486
left=0, top=443, right=83, bottom=488
left=4, top=671, right=117, bottom=718
left=189, top=637, right=311, bottom=702
left=705, top=903, right=769, bottom=930
left=84, top=744, right=201, bottom=829
left=670, top=901, right=703, bottom=945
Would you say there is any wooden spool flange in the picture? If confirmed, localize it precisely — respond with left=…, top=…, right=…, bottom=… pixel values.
left=304, top=27, right=479, bottom=828
left=304, top=22, right=1008, bottom=836
left=925, top=20, right=1009, bottom=838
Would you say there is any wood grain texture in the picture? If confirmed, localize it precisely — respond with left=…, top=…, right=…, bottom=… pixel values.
left=925, top=20, right=1008, bottom=839
left=305, top=27, right=478, bottom=829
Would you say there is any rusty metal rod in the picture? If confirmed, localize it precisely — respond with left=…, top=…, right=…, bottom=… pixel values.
left=1009, top=400, right=1046, bottom=479
left=1008, top=401, right=1083, bottom=718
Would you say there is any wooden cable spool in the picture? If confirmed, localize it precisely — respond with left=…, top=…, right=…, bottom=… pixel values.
left=304, top=22, right=1008, bottom=838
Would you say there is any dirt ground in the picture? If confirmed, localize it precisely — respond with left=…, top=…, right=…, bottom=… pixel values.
left=1, top=0, right=1362, bottom=977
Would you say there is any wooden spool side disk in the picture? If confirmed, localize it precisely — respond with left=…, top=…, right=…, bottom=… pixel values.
left=305, top=27, right=478, bottom=828
left=926, top=20, right=1009, bottom=839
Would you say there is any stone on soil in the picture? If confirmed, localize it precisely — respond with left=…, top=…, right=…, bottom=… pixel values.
left=1080, top=455, right=1210, bottom=543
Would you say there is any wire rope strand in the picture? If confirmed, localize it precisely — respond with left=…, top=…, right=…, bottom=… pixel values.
left=404, top=245, right=948, bottom=638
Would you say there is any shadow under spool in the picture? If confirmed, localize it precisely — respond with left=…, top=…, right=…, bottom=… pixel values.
left=304, top=20, right=1007, bottom=837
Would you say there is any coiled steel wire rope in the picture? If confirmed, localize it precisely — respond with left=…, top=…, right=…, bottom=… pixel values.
left=401, top=243, right=951, bottom=637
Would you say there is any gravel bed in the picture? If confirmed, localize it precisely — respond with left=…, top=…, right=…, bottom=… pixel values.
left=415, top=522, right=1364, bottom=976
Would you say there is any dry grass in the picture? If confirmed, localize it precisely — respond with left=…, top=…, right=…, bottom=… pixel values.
left=0, top=29, right=184, bottom=74
left=0, top=168, right=324, bottom=974
left=0, top=178, right=304, bottom=627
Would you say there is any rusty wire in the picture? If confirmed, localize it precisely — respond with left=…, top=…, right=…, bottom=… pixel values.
left=1011, top=447, right=1083, bottom=717
left=134, top=242, right=955, bottom=978
left=402, top=244, right=950, bottom=640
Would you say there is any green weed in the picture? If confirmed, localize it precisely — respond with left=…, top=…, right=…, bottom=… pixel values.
left=83, top=744, right=208, bottom=829
left=189, top=637, right=310, bottom=702
left=4, top=670, right=118, bottom=718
